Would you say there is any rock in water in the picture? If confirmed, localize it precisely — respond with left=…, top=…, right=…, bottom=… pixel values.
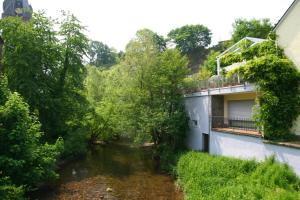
left=106, top=187, right=113, bottom=192
left=72, top=169, right=76, bottom=176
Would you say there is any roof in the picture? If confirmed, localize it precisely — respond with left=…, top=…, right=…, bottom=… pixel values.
left=274, top=0, right=299, bottom=30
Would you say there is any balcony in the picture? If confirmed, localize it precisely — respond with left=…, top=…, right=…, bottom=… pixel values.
left=211, top=116, right=261, bottom=137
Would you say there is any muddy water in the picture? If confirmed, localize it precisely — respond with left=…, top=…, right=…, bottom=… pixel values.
left=34, top=143, right=183, bottom=200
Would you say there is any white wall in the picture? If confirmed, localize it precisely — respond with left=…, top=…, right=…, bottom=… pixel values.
left=276, top=0, right=300, bottom=70
left=185, top=95, right=210, bottom=150
left=210, top=131, right=300, bottom=176
left=275, top=0, right=300, bottom=136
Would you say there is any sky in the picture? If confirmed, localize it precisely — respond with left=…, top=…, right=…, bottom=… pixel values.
left=0, top=0, right=295, bottom=51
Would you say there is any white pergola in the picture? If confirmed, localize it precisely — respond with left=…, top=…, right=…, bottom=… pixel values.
left=216, top=37, right=266, bottom=75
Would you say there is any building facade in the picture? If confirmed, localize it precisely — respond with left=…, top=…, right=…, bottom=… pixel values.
left=275, top=0, right=300, bottom=135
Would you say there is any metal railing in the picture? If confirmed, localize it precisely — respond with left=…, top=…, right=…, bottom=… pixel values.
left=184, top=75, right=248, bottom=94
left=210, top=116, right=260, bottom=136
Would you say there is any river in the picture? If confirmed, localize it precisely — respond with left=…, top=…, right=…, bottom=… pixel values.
left=32, top=143, right=183, bottom=200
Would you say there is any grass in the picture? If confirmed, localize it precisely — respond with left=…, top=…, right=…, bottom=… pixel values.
left=176, top=152, right=300, bottom=200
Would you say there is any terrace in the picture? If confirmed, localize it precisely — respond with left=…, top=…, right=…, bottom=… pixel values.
left=211, top=116, right=261, bottom=137
left=184, top=74, right=249, bottom=94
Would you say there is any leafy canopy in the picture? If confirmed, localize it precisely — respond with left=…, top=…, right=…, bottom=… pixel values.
left=88, top=41, right=119, bottom=69
left=232, top=18, right=273, bottom=42
left=168, top=24, right=211, bottom=54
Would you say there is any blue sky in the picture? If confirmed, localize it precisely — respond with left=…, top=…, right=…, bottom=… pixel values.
left=1, top=0, right=295, bottom=51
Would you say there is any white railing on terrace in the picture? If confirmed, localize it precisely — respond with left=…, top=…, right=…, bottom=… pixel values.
left=184, top=75, right=249, bottom=94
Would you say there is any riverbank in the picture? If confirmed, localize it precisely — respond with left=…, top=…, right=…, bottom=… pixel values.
left=176, top=152, right=300, bottom=200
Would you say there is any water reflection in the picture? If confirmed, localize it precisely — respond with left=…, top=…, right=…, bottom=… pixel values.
left=34, top=143, right=183, bottom=200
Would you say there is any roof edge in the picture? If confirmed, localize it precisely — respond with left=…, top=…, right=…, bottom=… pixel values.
left=274, top=0, right=299, bottom=31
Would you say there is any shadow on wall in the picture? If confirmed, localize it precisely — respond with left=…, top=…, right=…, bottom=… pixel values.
left=209, top=131, right=300, bottom=176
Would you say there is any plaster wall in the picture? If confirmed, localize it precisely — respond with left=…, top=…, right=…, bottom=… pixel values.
left=184, top=95, right=210, bottom=150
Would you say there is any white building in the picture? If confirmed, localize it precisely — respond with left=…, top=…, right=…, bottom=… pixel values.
left=184, top=2, right=300, bottom=175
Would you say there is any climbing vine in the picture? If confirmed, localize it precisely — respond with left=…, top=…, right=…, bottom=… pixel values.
left=228, top=40, right=300, bottom=140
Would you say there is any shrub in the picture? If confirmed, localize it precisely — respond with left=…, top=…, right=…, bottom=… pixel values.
left=62, top=129, right=88, bottom=159
left=0, top=78, right=63, bottom=197
left=0, top=177, right=24, bottom=200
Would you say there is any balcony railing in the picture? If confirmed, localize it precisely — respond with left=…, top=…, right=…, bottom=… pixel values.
left=184, top=75, right=248, bottom=94
left=210, top=116, right=261, bottom=137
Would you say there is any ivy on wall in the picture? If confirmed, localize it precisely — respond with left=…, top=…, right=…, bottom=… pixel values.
left=228, top=40, right=300, bottom=140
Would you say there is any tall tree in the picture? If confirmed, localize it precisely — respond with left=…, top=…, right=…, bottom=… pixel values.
left=168, top=24, right=211, bottom=55
left=0, top=12, right=90, bottom=150
left=232, top=18, right=273, bottom=42
left=124, top=29, right=189, bottom=147
left=88, top=41, right=118, bottom=68
left=0, top=13, right=60, bottom=111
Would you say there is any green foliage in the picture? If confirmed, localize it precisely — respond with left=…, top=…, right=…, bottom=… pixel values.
left=0, top=78, right=63, bottom=197
left=0, top=177, right=24, bottom=200
left=0, top=12, right=90, bottom=156
left=242, top=55, right=300, bottom=140
left=176, top=152, right=300, bottom=200
left=85, top=29, right=189, bottom=154
left=223, top=40, right=300, bottom=140
left=232, top=18, right=273, bottom=42
left=220, top=52, right=243, bottom=67
left=62, top=129, right=88, bottom=159
left=88, top=41, right=119, bottom=69
left=241, top=40, right=284, bottom=60
left=200, top=50, right=220, bottom=75
left=168, top=24, right=211, bottom=54
left=127, top=28, right=166, bottom=52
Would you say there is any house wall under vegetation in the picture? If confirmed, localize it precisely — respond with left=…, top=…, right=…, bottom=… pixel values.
left=275, top=0, right=300, bottom=136
left=210, top=131, right=300, bottom=176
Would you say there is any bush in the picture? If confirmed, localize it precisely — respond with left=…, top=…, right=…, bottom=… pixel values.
left=0, top=177, right=24, bottom=200
left=62, top=129, right=88, bottom=160
left=176, top=152, right=300, bottom=200
left=0, top=78, right=63, bottom=198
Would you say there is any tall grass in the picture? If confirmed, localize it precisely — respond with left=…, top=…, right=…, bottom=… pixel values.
left=176, top=152, right=300, bottom=200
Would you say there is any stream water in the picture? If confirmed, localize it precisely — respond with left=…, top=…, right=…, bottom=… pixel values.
left=33, top=143, right=183, bottom=200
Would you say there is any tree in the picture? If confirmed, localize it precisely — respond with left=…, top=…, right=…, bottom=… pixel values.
left=232, top=18, right=273, bottom=42
left=0, top=77, right=63, bottom=196
left=0, top=12, right=90, bottom=157
left=200, top=50, right=221, bottom=75
left=88, top=41, right=118, bottom=68
left=0, top=13, right=60, bottom=113
left=168, top=24, right=211, bottom=54
left=124, top=30, right=189, bottom=147
left=126, top=29, right=166, bottom=53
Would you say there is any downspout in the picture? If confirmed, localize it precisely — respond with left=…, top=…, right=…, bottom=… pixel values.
left=208, top=88, right=211, bottom=153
